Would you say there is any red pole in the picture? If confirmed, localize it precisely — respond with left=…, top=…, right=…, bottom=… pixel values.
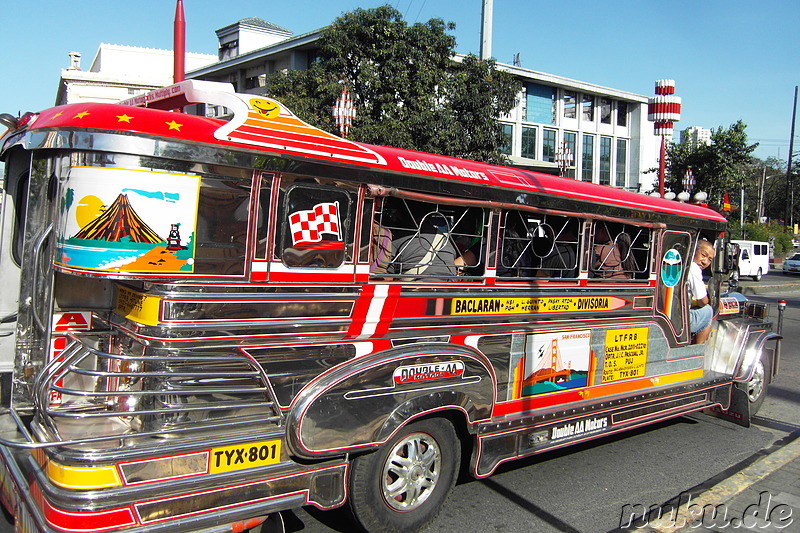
left=173, top=0, right=186, bottom=83
left=658, top=134, right=666, bottom=198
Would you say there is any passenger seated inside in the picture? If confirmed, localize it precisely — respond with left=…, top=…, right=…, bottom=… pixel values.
left=593, top=224, right=634, bottom=278
left=537, top=227, right=578, bottom=278
left=498, top=223, right=532, bottom=277
left=370, top=223, right=393, bottom=275
left=689, top=240, right=716, bottom=344
left=390, top=215, right=459, bottom=277
left=454, top=248, right=477, bottom=276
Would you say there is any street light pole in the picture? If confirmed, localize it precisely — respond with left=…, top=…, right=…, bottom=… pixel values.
left=740, top=181, right=745, bottom=228
left=759, top=167, right=766, bottom=222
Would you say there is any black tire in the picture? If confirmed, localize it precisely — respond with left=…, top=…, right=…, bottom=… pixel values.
left=744, top=351, right=770, bottom=416
left=348, top=418, right=460, bottom=533
left=752, top=268, right=762, bottom=281
left=730, top=269, right=740, bottom=282
left=245, top=513, right=284, bottom=533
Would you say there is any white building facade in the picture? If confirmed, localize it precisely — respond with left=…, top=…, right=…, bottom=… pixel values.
left=56, top=44, right=217, bottom=106
left=680, top=126, right=712, bottom=149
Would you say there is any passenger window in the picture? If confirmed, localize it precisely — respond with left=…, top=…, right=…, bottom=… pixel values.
left=253, top=173, right=273, bottom=260
left=498, top=211, right=580, bottom=279
left=590, top=221, right=650, bottom=280
left=193, top=177, right=251, bottom=276
left=374, top=197, right=486, bottom=279
left=278, top=181, right=354, bottom=268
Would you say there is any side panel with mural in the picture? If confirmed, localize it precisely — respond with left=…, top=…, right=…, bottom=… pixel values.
left=511, top=330, right=593, bottom=398
left=55, top=167, right=200, bottom=274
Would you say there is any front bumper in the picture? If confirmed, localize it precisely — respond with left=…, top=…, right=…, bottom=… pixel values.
left=0, top=410, right=347, bottom=533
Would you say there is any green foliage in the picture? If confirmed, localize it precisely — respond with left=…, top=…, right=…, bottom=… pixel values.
left=739, top=221, right=794, bottom=255
left=664, top=120, right=758, bottom=212
left=264, top=5, right=520, bottom=163
left=774, top=232, right=793, bottom=255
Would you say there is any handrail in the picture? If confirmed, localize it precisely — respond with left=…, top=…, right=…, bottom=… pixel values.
left=30, top=224, right=53, bottom=334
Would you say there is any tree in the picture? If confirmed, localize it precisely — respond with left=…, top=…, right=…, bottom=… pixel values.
left=265, top=5, right=520, bottom=164
left=752, top=157, right=786, bottom=221
left=664, top=121, right=758, bottom=212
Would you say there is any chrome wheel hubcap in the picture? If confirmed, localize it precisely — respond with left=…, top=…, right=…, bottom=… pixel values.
left=381, top=431, right=441, bottom=511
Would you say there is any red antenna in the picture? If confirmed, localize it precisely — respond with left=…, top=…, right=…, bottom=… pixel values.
left=173, top=0, right=186, bottom=83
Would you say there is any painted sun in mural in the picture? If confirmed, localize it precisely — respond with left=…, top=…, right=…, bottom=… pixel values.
left=75, top=195, right=105, bottom=228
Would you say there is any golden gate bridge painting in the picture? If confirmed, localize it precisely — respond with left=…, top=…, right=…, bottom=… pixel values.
left=54, top=167, right=199, bottom=274
left=512, top=330, right=592, bottom=398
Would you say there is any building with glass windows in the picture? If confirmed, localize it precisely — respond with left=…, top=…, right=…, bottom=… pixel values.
left=51, top=17, right=660, bottom=192
left=496, top=64, right=655, bottom=192
left=680, top=126, right=712, bottom=149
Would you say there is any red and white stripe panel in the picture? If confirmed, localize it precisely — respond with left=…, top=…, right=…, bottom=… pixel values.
left=653, top=122, right=675, bottom=136
left=654, top=79, right=676, bottom=95
left=647, top=95, right=682, bottom=123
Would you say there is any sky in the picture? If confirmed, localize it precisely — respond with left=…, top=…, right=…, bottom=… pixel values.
left=1, top=0, right=798, bottom=161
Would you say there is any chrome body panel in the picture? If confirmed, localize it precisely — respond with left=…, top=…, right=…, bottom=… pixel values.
left=285, top=343, right=494, bottom=457
left=706, top=317, right=779, bottom=382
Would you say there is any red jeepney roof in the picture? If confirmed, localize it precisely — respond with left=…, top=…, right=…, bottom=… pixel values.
left=22, top=82, right=725, bottom=225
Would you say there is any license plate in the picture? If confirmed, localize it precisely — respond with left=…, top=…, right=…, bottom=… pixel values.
left=208, top=440, right=281, bottom=474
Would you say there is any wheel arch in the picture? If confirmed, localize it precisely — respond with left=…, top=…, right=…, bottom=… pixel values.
left=284, top=343, right=495, bottom=460
left=734, top=331, right=781, bottom=385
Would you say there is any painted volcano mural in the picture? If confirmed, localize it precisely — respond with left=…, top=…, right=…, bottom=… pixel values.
left=73, top=193, right=163, bottom=243
left=55, top=167, right=200, bottom=274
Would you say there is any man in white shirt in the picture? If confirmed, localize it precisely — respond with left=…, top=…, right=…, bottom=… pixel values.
left=688, top=240, right=715, bottom=343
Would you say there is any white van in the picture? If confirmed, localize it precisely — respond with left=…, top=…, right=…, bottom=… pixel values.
left=731, top=240, right=770, bottom=281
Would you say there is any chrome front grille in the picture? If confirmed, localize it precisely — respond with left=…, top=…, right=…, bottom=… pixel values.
left=32, top=330, right=283, bottom=443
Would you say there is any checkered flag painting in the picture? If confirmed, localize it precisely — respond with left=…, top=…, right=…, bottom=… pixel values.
left=288, top=202, right=342, bottom=245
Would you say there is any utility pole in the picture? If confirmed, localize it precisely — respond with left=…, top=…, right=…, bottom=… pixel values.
left=785, top=86, right=797, bottom=229
left=480, top=0, right=493, bottom=60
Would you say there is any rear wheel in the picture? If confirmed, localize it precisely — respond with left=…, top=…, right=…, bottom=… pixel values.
left=752, top=268, right=762, bottom=281
left=348, top=418, right=460, bottom=533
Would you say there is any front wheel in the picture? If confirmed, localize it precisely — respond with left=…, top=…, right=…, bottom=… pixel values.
left=348, top=418, right=460, bottom=533
left=752, top=268, right=762, bottom=281
left=744, top=351, right=770, bottom=416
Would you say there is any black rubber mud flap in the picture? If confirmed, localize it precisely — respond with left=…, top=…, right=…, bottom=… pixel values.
left=705, top=385, right=751, bottom=428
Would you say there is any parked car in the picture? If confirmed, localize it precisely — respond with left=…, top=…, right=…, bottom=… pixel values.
left=782, top=253, right=800, bottom=275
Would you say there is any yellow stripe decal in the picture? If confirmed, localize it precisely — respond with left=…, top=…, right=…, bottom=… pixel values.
left=47, top=461, right=122, bottom=489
